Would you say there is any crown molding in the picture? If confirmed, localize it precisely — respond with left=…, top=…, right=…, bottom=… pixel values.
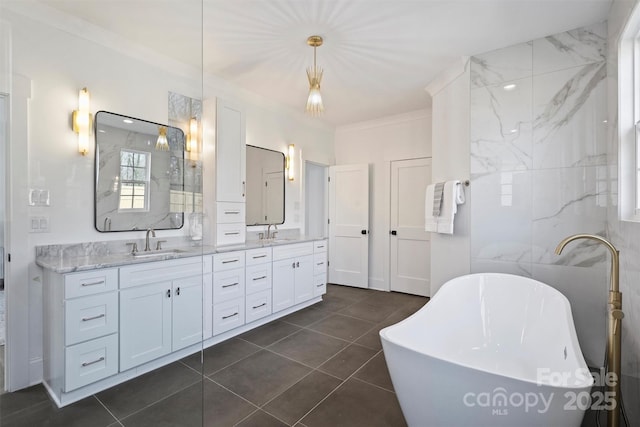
left=336, top=108, right=431, bottom=133
left=424, top=56, right=470, bottom=97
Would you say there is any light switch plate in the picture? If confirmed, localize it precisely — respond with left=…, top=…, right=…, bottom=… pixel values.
left=29, top=216, right=50, bottom=233
left=29, top=189, right=51, bottom=206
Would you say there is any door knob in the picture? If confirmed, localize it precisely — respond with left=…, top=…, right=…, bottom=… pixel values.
left=390, top=230, right=397, bottom=235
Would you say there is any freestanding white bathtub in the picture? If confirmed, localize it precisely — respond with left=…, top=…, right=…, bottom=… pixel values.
left=380, top=273, right=593, bottom=427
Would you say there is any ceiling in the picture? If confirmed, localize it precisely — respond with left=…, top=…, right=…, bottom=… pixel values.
left=35, top=0, right=612, bottom=127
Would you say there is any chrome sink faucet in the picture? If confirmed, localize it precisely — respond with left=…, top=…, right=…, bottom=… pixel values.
left=145, top=228, right=156, bottom=251
left=266, top=224, right=278, bottom=239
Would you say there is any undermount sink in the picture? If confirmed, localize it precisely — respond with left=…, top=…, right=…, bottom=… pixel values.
left=132, top=249, right=188, bottom=258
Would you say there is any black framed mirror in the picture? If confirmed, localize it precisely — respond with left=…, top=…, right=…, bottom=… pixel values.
left=94, top=111, right=185, bottom=232
left=245, top=145, right=285, bottom=225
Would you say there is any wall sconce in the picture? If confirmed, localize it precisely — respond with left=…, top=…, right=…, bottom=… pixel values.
left=286, top=144, right=295, bottom=181
left=72, top=87, right=92, bottom=155
left=186, top=117, right=197, bottom=152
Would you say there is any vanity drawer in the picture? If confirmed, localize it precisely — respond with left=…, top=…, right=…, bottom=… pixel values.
left=313, top=252, right=327, bottom=276
left=245, top=264, right=272, bottom=295
left=314, top=273, right=327, bottom=297
left=65, top=333, right=118, bottom=392
left=213, top=297, right=245, bottom=336
left=213, top=268, right=245, bottom=303
left=65, top=292, right=118, bottom=346
left=213, top=251, right=245, bottom=272
left=313, top=240, right=328, bottom=253
left=245, top=247, right=272, bottom=266
left=65, top=269, right=118, bottom=299
left=272, top=242, right=313, bottom=261
left=245, top=290, right=272, bottom=324
left=119, top=257, right=203, bottom=289
left=217, top=202, right=245, bottom=224
left=216, top=223, right=246, bottom=246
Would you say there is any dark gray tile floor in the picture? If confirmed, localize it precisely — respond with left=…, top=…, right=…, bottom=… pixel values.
left=0, top=285, right=426, bottom=426
left=0, top=283, right=627, bottom=426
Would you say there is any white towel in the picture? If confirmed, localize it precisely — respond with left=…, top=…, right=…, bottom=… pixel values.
left=424, top=184, right=439, bottom=232
left=436, top=180, right=466, bottom=234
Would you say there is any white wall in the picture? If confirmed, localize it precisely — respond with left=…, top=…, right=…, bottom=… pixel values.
left=334, top=110, right=431, bottom=291
left=2, top=5, right=334, bottom=389
left=427, top=62, right=471, bottom=295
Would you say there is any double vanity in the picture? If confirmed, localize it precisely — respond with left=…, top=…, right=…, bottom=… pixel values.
left=37, top=237, right=328, bottom=407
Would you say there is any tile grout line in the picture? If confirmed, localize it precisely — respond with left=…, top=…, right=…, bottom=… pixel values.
left=290, top=344, right=385, bottom=426
left=93, top=395, right=123, bottom=425
left=108, top=376, right=203, bottom=423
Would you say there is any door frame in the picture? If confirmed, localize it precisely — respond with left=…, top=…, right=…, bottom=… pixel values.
left=303, top=160, right=328, bottom=238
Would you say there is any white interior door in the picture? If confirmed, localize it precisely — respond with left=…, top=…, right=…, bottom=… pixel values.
left=328, top=164, right=369, bottom=288
left=390, top=158, right=431, bottom=296
left=264, top=171, right=284, bottom=224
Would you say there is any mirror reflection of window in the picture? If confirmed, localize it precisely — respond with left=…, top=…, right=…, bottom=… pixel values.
left=94, top=111, right=185, bottom=232
left=118, top=149, right=150, bottom=211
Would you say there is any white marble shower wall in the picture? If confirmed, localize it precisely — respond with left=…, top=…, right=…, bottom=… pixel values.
left=469, top=22, right=609, bottom=367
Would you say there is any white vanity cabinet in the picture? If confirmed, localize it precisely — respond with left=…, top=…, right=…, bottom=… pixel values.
left=272, top=243, right=314, bottom=312
left=313, top=240, right=328, bottom=297
left=245, top=247, right=273, bottom=323
left=119, top=257, right=204, bottom=371
left=215, top=98, right=246, bottom=246
left=212, top=250, right=246, bottom=335
left=41, top=239, right=327, bottom=408
left=43, top=268, right=120, bottom=397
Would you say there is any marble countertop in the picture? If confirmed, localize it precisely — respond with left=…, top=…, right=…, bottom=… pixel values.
left=36, top=237, right=326, bottom=274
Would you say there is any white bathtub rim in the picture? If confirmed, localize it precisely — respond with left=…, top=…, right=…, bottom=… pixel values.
left=380, top=273, right=594, bottom=390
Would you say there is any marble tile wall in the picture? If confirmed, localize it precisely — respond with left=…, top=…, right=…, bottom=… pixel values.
left=469, top=22, right=609, bottom=367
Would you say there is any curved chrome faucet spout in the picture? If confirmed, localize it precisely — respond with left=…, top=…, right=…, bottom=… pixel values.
left=555, top=233, right=622, bottom=427
left=145, top=228, right=156, bottom=252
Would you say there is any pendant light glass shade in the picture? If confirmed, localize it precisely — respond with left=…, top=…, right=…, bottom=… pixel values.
left=305, top=35, right=324, bottom=115
left=156, top=126, right=169, bottom=151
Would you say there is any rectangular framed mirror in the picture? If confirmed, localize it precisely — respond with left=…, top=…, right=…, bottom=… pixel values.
left=246, top=145, right=285, bottom=225
left=95, top=111, right=185, bottom=232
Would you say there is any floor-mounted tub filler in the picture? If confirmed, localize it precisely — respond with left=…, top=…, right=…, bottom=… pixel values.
left=380, top=273, right=593, bottom=427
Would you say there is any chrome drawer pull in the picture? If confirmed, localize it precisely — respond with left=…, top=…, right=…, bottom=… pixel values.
left=224, top=210, right=240, bottom=214
left=252, top=276, right=267, bottom=281
left=317, top=262, right=324, bottom=266
left=253, top=255, right=267, bottom=259
left=81, top=356, right=105, bottom=367
left=81, top=280, right=105, bottom=287
left=224, top=232, right=240, bottom=236
left=317, top=245, right=325, bottom=248
left=81, top=313, right=106, bottom=322
left=317, top=283, right=325, bottom=287
left=222, top=259, right=239, bottom=264
left=252, top=302, right=267, bottom=309
left=222, top=312, right=239, bottom=320
left=222, top=282, right=239, bottom=288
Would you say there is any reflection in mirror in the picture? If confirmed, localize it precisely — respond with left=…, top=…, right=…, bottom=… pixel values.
left=246, top=145, right=285, bottom=225
left=95, top=111, right=184, bottom=232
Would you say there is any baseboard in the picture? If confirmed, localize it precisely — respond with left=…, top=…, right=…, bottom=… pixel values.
left=29, top=357, right=43, bottom=386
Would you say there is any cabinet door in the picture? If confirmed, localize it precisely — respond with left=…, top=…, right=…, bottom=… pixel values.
left=294, top=255, right=314, bottom=304
left=120, top=282, right=172, bottom=371
left=216, top=99, right=246, bottom=203
left=272, top=259, right=295, bottom=312
left=172, top=275, right=204, bottom=352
